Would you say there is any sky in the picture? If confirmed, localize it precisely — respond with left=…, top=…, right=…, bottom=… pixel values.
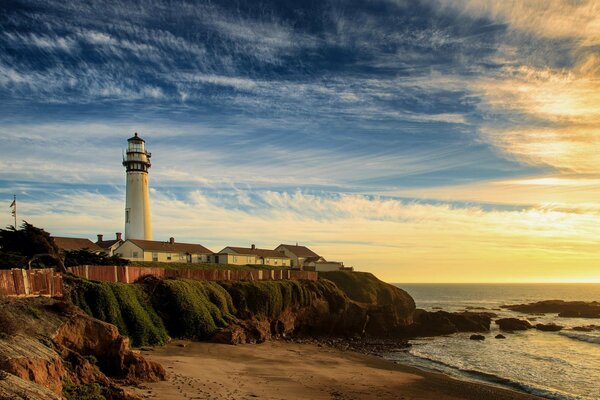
left=1, top=0, right=600, bottom=283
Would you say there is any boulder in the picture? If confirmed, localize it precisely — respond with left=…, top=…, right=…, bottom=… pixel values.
left=408, top=310, right=491, bottom=337
left=495, top=334, right=506, bottom=339
left=495, top=318, right=532, bottom=331
left=470, top=334, right=485, bottom=341
left=502, top=300, right=600, bottom=318
left=535, top=323, right=563, bottom=332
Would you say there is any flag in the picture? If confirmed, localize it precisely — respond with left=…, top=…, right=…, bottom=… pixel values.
left=9, top=197, right=16, bottom=217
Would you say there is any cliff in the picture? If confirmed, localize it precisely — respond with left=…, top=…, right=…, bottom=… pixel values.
left=64, top=271, right=417, bottom=345
left=0, top=296, right=165, bottom=400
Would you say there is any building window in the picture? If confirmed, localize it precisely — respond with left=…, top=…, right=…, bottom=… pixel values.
left=233, top=256, right=237, bottom=262
left=167, top=253, right=172, bottom=261
left=132, top=251, right=138, bottom=258
left=152, top=252, right=158, bottom=262
left=247, top=256, right=252, bottom=263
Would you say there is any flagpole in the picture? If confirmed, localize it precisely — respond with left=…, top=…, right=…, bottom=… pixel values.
left=11, top=195, right=17, bottom=228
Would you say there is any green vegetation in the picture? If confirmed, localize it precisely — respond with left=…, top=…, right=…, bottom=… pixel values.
left=0, top=222, right=66, bottom=271
left=220, top=280, right=313, bottom=319
left=148, top=279, right=235, bottom=339
left=64, top=249, right=128, bottom=267
left=63, top=382, right=105, bottom=400
left=319, top=270, right=394, bottom=305
left=66, top=275, right=168, bottom=346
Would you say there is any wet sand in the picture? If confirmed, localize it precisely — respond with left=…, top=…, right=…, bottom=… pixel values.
left=132, top=340, right=542, bottom=400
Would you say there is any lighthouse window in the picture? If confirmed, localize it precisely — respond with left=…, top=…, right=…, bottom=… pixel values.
left=125, top=209, right=130, bottom=223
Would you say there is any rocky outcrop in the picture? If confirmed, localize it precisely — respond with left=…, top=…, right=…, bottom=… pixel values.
left=502, top=300, right=600, bottom=318
left=52, top=313, right=166, bottom=383
left=495, top=334, right=506, bottom=339
left=470, top=334, right=485, bottom=341
left=495, top=318, right=532, bottom=331
left=534, top=323, right=563, bottom=332
left=407, top=310, right=492, bottom=337
left=0, top=297, right=165, bottom=400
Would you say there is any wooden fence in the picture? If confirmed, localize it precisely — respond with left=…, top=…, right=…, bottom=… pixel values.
left=67, top=265, right=318, bottom=283
left=0, top=268, right=63, bottom=297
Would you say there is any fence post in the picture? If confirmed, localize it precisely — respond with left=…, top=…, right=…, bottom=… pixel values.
left=21, top=269, right=30, bottom=296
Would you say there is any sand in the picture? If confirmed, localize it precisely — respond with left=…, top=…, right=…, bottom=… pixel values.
left=131, top=340, right=542, bottom=400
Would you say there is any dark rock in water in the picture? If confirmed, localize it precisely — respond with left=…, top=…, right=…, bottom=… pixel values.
left=470, top=334, right=485, bottom=341
left=535, top=323, right=563, bottom=332
left=432, top=307, right=443, bottom=310
left=572, top=325, right=598, bottom=332
left=502, top=300, right=600, bottom=318
left=495, top=334, right=506, bottom=339
left=495, top=318, right=533, bottom=331
left=408, top=310, right=492, bottom=337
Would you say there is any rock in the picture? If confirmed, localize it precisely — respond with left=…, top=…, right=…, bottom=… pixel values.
left=495, top=334, right=506, bottom=339
left=470, top=334, right=485, bottom=341
left=572, top=326, right=596, bottom=332
left=0, top=335, right=66, bottom=395
left=502, top=300, right=600, bottom=318
left=409, top=310, right=492, bottom=337
left=535, top=323, right=563, bottom=332
left=52, top=311, right=166, bottom=383
left=176, top=343, right=187, bottom=348
left=495, top=318, right=532, bottom=331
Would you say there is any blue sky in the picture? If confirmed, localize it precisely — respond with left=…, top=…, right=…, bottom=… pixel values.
left=2, top=0, right=600, bottom=282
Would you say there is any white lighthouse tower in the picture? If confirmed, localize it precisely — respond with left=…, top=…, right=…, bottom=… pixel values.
left=123, top=132, right=153, bottom=240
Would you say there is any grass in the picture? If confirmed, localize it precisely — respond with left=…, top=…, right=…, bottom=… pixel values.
left=130, top=261, right=288, bottom=271
left=63, top=382, right=105, bottom=400
left=148, top=279, right=235, bottom=339
left=66, top=275, right=169, bottom=346
left=319, top=270, right=393, bottom=305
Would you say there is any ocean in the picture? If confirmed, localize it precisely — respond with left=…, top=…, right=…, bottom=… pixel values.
left=387, top=284, right=600, bottom=400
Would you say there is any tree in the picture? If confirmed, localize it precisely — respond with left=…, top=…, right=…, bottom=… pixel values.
left=64, top=249, right=128, bottom=267
left=0, top=222, right=67, bottom=272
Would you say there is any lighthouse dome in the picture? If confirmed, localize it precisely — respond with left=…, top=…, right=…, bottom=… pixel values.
left=128, top=132, right=145, bottom=142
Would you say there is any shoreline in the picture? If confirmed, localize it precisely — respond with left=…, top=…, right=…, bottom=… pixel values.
left=131, top=340, right=543, bottom=400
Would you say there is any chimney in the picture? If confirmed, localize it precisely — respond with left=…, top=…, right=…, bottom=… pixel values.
left=169, top=237, right=175, bottom=244
left=97, top=234, right=103, bottom=242
left=116, top=232, right=122, bottom=241
left=251, top=244, right=255, bottom=250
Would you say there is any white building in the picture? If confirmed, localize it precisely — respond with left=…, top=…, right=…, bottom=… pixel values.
left=95, top=232, right=124, bottom=256
left=211, top=245, right=290, bottom=267
left=123, top=133, right=152, bottom=240
left=115, top=237, right=213, bottom=263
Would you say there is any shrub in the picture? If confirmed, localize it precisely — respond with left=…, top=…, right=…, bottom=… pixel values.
left=149, top=279, right=234, bottom=340
left=66, top=276, right=168, bottom=346
left=0, top=307, right=19, bottom=337
left=63, top=383, right=105, bottom=400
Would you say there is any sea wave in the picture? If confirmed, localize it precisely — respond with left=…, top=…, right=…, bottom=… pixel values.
left=560, top=331, right=600, bottom=345
left=399, top=352, right=574, bottom=400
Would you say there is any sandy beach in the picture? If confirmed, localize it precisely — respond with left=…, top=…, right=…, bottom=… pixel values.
left=132, top=340, right=542, bottom=400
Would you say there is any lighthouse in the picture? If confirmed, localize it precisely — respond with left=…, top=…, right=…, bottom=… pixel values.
left=123, top=132, right=153, bottom=240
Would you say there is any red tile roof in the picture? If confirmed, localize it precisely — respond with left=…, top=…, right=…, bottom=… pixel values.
left=277, top=244, right=321, bottom=258
left=53, top=237, right=102, bottom=252
left=127, top=239, right=212, bottom=254
left=223, top=246, right=289, bottom=259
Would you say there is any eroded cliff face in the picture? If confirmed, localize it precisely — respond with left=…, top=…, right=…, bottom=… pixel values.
left=0, top=297, right=166, bottom=400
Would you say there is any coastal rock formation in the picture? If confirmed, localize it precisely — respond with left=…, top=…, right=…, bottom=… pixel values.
left=470, top=334, right=485, bottom=340
left=0, top=297, right=165, bottom=399
left=408, top=310, right=492, bottom=336
left=502, top=300, right=600, bottom=318
left=495, top=334, right=506, bottom=339
left=534, top=323, right=563, bottom=332
left=495, top=318, right=532, bottom=331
